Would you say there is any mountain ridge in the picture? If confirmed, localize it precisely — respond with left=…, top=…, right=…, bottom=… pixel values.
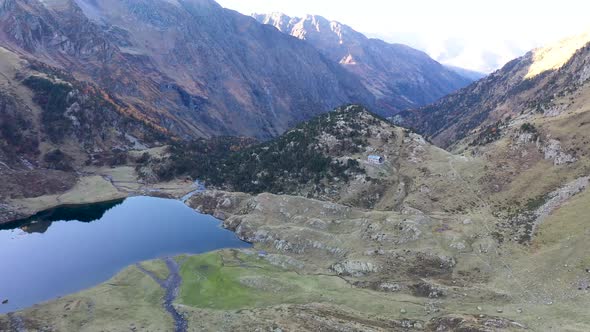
left=0, top=0, right=375, bottom=139
left=253, top=12, right=473, bottom=114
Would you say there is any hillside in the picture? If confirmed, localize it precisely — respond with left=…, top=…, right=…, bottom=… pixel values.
left=148, top=105, right=484, bottom=213
left=391, top=31, right=590, bottom=249
left=0, top=0, right=374, bottom=139
left=253, top=13, right=473, bottom=114
left=9, top=103, right=590, bottom=331
left=0, top=48, right=165, bottom=165
left=0, top=46, right=168, bottom=219
left=396, top=32, right=590, bottom=149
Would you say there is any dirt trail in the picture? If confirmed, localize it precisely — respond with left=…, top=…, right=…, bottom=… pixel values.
left=136, top=258, right=187, bottom=332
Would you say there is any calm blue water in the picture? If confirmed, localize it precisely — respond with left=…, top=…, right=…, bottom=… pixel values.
left=0, top=196, right=249, bottom=314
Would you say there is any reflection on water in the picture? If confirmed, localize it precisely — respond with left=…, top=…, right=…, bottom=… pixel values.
left=5, top=199, right=124, bottom=234
left=0, top=196, right=249, bottom=314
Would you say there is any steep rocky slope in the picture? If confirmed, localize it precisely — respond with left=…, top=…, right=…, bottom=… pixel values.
left=396, top=32, right=590, bottom=149
left=394, top=32, right=590, bottom=245
left=254, top=13, right=473, bottom=114
left=0, top=46, right=167, bottom=156
left=0, top=0, right=375, bottom=139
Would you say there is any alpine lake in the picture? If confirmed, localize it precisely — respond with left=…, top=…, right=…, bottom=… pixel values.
left=0, top=196, right=250, bottom=314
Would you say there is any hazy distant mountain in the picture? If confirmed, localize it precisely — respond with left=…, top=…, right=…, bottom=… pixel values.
left=253, top=13, right=473, bottom=114
left=444, top=65, right=486, bottom=81
left=0, top=0, right=375, bottom=139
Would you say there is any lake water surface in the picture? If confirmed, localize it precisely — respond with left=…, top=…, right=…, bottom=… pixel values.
left=0, top=196, right=249, bottom=314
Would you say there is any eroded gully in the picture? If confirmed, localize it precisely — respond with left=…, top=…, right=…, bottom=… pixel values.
left=136, top=257, right=187, bottom=332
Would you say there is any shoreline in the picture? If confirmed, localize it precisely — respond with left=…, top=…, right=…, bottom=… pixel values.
left=0, top=197, right=128, bottom=230
left=0, top=167, right=201, bottom=226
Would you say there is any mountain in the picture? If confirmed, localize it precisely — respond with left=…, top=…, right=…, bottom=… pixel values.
left=0, top=0, right=375, bottom=139
left=253, top=13, right=473, bottom=114
left=12, top=102, right=590, bottom=331
left=396, top=31, right=590, bottom=149
left=4, top=104, right=590, bottom=331
left=160, top=48, right=590, bottom=330
left=4, top=2, right=590, bottom=330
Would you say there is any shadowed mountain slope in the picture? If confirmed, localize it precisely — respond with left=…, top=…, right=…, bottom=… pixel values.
left=0, top=0, right=375, bottom=139
left=254, top=13, right=473, bottom=115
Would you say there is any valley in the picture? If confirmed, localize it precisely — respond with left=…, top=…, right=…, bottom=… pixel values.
left=1, top=104, right=589, bottom=331
left=0, top=0, right=589, bottom=331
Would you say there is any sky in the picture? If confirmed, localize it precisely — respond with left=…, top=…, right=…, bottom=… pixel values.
left=216, top=0, right=590, bottom=73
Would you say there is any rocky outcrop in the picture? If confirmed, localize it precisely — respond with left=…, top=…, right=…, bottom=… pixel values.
left=363, top=219, right=422, bottom=244
left=0, top=204, right=26, bottom=225
left=187, top=190, right=253, bottom=219
left=540, top=139, right=577, bottom=165
left=509, top=176, right=589, bottom=243
left=330, top=260, right=379, bottom=277
left=427, top=314, right=526, bottom=331
left=531, top=176, right=589, bottom=234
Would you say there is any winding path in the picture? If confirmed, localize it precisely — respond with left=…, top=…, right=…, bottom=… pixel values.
left=136, top=258, right=187, bottom=332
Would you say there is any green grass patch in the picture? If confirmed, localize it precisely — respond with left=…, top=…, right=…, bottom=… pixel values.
left=179, top=252, right=259, bottom=309
left=178, top=251, right=318, bottom=309
left=177, top=251, right=423, bottom=315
